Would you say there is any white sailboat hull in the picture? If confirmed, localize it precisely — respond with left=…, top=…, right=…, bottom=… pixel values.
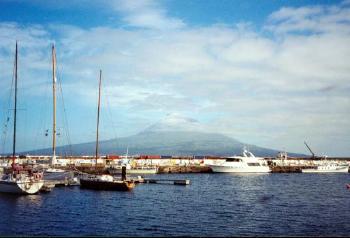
left=0, top=180, right=44, bottom=194
left=210, top=164, right=271, bottom=173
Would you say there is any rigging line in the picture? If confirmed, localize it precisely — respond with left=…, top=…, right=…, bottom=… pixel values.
left=104, top=82, right=119, bottom=151
left=32, top=56, right=51, bottom=153
left=57, top=73, right=72, bottom=156
left=22, top=100, right=29, bottom=155
left=1, top=52, right=16, bottom=155
left=57, top=67, right=73, bottom=156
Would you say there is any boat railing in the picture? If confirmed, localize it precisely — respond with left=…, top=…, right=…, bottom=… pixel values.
left=242, top=149, right=255, bottom=158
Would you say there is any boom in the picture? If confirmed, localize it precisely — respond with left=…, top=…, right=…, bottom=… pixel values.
left=304, top=141, right=315, bottom=158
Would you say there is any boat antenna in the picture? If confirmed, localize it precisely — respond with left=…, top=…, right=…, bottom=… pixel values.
left=52, top=44, right=57, bottom=166
left=12, top=41, right=18, bottom=169
left=95, top=70, right=102, bottom=169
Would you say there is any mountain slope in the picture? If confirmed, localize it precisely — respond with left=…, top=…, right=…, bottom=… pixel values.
left=26, top=130, right=301, bottom=157
left=25, top=114, right=304, bottom=157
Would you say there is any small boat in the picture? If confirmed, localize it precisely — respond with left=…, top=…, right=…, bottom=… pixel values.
left=209, top=148, right=271, bottom=173
left=0, top=42, right=44, bottom=194
left=45, top=168, right=66, bottom=173
left=301, top=141, right=349, bottom=173
left=40, top=183, right=55, bottom=193
left=79, top=70, right=135, bottom=191
left=301, top=163, right=349, bottom=173
left=109, top=148, right=158, bottom=174
left=80, top=174, right=135, bottom=191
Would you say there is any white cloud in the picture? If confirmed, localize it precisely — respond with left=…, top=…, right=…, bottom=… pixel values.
left=111, top=0, right=185, bottom=30
left=0, top=1, right=350, bottom=156
left=266, top=4, right=350, bottom=34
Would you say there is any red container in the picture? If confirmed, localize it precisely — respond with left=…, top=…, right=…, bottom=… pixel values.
left=140, top=155, right=149, bottom=159
left=147, top=155, right=161, bottom=159
left=107, top=155, right=120, bottom=160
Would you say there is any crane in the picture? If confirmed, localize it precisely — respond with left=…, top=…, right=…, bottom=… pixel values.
left=304, top=141, right=315, bottom=158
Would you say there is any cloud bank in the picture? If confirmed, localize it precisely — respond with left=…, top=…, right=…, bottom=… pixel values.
left=0, top=0, right=349, bottom=156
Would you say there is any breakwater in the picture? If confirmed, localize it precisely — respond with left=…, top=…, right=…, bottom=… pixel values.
left=0, top=155, right=349, bottom=174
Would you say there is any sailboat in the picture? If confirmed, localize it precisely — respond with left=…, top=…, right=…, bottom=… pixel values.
left=79, top=70, right=135, bottom=191
left=0, top=42, right=44, bottom=194
left=46, top=44, right=65, bottom=173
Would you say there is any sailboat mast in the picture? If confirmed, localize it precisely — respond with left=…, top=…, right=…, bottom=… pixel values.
left=95, top=70, right=102, bottom=167
left=52, top=44, right=57, bottom=161
left=12, top=41, right=18, bottom=166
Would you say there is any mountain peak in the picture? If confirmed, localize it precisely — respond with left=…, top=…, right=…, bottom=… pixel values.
left=142, top=113, right=203, bottom=133
left=161, top=113, right=199, bottom=124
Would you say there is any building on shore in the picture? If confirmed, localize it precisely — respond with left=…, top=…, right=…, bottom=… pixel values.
left=0, top=154, right=349, bottom=170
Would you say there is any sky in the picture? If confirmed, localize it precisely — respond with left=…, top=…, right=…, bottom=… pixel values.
left=0, top=0, right=349, bottom=156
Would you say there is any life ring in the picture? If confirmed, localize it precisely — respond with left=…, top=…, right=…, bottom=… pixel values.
left=33, top=173, right=43, bottom=180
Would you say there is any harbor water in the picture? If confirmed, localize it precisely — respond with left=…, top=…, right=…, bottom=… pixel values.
left=0, top=173, right=350, bottom=236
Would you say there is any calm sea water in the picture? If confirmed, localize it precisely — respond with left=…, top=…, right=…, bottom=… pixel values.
left=0, top=173, right=350, bottom=236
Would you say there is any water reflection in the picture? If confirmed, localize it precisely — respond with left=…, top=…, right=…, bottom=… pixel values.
left=1, top=173, right=350, bottom=236
left=18, top=194, right=44, bottom=206
left=0, top=193, right=43, bottom=204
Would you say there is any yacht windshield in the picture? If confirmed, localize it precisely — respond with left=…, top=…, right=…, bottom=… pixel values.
left=247, top=163, right=260, bottom=166
left=226, top=158, right=241, bottom=162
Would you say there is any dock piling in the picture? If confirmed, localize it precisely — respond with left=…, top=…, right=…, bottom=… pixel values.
left=121, top=166, right=126, bottom=181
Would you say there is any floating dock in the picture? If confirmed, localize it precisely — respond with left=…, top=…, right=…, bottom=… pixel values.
left=134, top=178, right=190, bottom=185
left=158, top=165, right=212, bottom=173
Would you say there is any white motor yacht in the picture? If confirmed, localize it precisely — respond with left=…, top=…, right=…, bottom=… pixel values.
left=209, top=149, right=271, bottom=173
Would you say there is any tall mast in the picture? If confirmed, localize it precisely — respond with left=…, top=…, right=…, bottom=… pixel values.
left=52, top=44, right=57, bottom=164
left=95, top=70, right=102, bottom=168
left=12, top=41, right=18, bottom=167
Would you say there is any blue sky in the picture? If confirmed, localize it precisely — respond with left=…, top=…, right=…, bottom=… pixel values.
left=0, top=0, right=349, bottom=156
left=0, top=1, right=341, bottom=27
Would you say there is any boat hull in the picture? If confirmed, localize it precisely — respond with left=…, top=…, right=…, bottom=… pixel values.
left=210, top=165, right=271, bottom=173
left=80, top=178, right=135, bottom=191
left=302, top=166, right=349, bottom=173
left=0, top=180, right=44, bottom=194
left=46, top=168, right=65, bottom=173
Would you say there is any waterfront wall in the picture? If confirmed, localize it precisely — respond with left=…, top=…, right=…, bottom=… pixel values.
left=0, top=155, right=349, bottom=169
